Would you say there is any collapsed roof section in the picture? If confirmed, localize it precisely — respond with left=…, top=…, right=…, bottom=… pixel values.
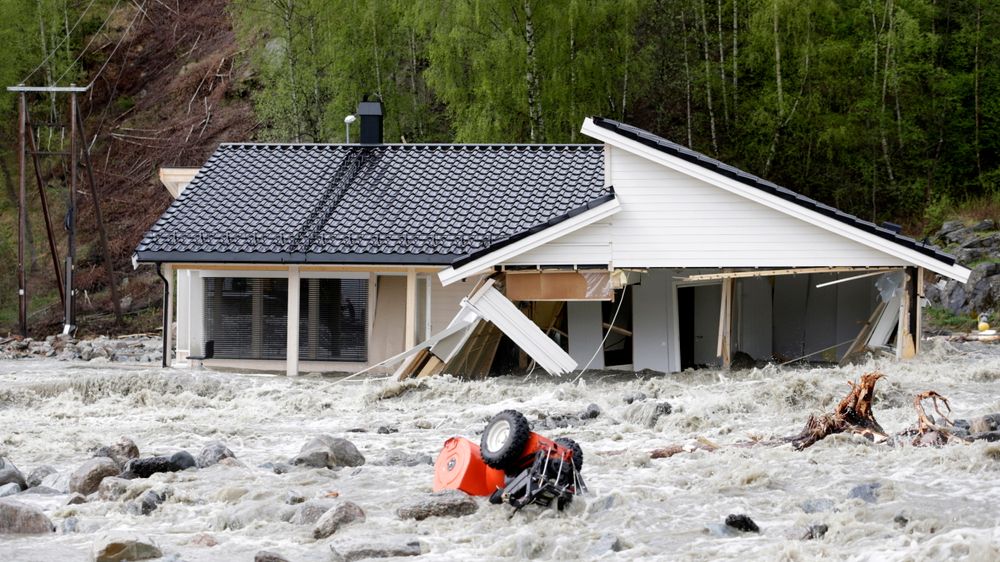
left=135, top=143, right=610, bottom=264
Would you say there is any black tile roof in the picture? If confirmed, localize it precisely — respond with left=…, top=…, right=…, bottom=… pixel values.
left=591, top=117, right=957, bottom=266
left=136, top=144, right=609, bottom=264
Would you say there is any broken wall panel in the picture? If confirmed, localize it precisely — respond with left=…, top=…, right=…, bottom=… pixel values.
left=632, top=270, right=672, bottom=372
left=505, top=271, right=613, bottom=301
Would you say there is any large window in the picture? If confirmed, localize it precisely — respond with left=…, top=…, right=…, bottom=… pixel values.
left=299, top=278, right=368, bottom=362
left=203, top=276, right=368, bottom=362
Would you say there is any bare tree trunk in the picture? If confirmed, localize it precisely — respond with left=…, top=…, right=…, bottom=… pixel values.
left=372, top=16, right=383, bottom=98
left=409, top=29, right=423, bottom=138
left=773, top=0, right=784, bottom=116
left=308, top=15, right=322, bottom=141
left=569, top=7, right=577, bottom=142
left=732, top=0, right=738, bottom=112
left=717, top=0, right=729, bottom=128
left=879, top=1, right=895, bottom=183
left=682, top=9, right=693, bottom=148
left=523, top=0, right=543, bottom=142
left=700, top=0, right=718, bottom=155
left=277, top=0, right=302, bottom=142
left=974, top=0, right=983, bottom=185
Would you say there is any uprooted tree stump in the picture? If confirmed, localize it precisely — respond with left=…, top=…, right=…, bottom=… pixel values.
left=789, top=372, right=888, bottom=450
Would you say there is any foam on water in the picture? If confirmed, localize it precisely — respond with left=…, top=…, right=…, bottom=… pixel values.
left=1, top=339, right=999, bottom=561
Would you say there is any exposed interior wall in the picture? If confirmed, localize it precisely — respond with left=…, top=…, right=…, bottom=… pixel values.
left=430, top=278, right=475, bottom=334
left=735, top=277, right=773, bottom=361
left=632, top=270, right=671, bottom=372
left=568, top=301, right=604, bottom=369
left=691, top=284, right=722, bottom=367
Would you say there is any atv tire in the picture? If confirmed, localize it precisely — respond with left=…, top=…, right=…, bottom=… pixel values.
left=480, top=410, right=531, bottom=473
left=555, top=437, right=584, bottom=470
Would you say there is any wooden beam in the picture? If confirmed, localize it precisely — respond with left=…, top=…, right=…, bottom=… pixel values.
left=717, top=278, right=733, bottom=368
left=287, top=266, right=301, bottom=376
left=405, top=268, right=417, bottom=349
left=676, top=267, right=895, bottom=283
left=915, top=267, right=924, bottom=355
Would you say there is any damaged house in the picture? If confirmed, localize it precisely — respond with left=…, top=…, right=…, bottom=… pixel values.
left=135, top=101, right=971, bottom=377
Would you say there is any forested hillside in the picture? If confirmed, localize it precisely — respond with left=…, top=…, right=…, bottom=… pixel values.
left=1, top=0, right=998, bottom=335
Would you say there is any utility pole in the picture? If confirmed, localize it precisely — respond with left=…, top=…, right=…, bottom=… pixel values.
left=7, top=83, right=122, bottom=336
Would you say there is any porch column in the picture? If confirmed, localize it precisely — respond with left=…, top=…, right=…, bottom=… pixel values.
left=405, top=267, right=417, bottom=349
left=163, top=264, right=174, bottom=368
left=287, top=266, right=300, bottom=376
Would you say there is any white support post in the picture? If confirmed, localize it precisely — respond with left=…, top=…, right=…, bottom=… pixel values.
left=164, top=264, right=174, bottom=368
left=287, top=266, right=301, bottom=376
left=175, top=269, right=190, bottom=363
left=405, top=267, right=417, bottom=349
left=915, top=267, right=924, bottom=355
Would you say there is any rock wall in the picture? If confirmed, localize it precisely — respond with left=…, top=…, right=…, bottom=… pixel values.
left=925, top=220, right=1000, bottom=316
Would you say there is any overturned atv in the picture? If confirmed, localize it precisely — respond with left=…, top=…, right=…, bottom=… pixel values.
left=433, top=409, right=587, bottom=511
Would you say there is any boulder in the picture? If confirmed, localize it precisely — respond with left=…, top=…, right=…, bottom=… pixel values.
left=0, top=483, right=20, bottom=497
left=255, top=551, right=290, bottom=562
left=98, top=477, right=131, bottom=501
left=69, top=457, right=119, bottom=495
left=972, top=431, right=1000, bottom=442
left=329, top=540, right=424, bottom=562
left=196, top=442, right=235, bottom=468
left=125, top=490, right=165, bottom=516
left=288, top=500, right=337, bottom=525
left=26, top=465, right=56, bottom=488
left=578, top=403, right=602, bottom=420
left=94, top=437, right=140, bottom=469
left=19, top=486, right=60, bottom=495
left=724, top=513, right=760, bottom=533
left=622, top=391, right=647, bottom=404
left=169, top=451, right=196, bottom=470
left=0, top=457, right=27, bottom=491
left=969, top=414, right=1000, bottom=433
left=313, top=501, right=366, bottom=539
left=92, top=534, right=162, bottom=562
left=290, top=435, right=365, bottom=469
left=396, top=490, right=478, bottom=521
left=284, top=490, right=305, bottom=505
left=802, top=524, right=828, bottom=540
left=121, top=456, right=182, bottom=479
left=0, top=499, right=55, bottom=534
left=66, top=493, right=87, bottom=505
left=848, top=482, right=882, bottom=504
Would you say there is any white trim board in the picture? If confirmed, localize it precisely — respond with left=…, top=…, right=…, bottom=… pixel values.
left=438, top=198, right=621, bottom=286
left=580, top=118, right=971, bottom=283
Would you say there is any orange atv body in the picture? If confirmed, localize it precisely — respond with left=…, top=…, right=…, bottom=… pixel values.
left=432, top=437, right=506, bottom=496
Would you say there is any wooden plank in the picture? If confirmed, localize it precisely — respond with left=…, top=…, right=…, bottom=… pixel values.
left=718, top=278, right=733, bottom=368
left=678, top=267, right=894, bottom=283
left=915, top=267, right=924, bottom=355
left=839, top=300, right=886, bottom=365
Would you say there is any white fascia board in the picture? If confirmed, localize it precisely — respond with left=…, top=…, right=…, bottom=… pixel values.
left=158, top=167, right=200, bottom=199
left=437, top=197, right=621, bottom=286
left=580, top=118, right=971, bottom=284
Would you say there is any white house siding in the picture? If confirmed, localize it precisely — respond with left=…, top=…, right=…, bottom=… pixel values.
left=504, top=222, right=613, bottom=266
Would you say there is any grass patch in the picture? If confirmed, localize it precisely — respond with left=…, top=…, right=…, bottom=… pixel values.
left=925, top=306, right=998, bottom=333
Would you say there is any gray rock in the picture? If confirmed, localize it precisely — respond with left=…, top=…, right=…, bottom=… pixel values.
left=255, top=551, right=289, bottom=562
left=169, top=450, right=196, bottom=470
left=329, top=540, right=424, bottom=562
left=313, top=501, right=366, bottom=539
left=396, top=490, right=478, bottom=521
left=724, top=514, right=760, bottom=533
left=894, top=513, right=909, bottom=527
left=125, top=490, right=165, bottom=516
left=848, top=482, right=882, bottom=504
left=66, top=492, right=87, bottom=505
left=98, top=477, right=131, bottom=501
left=0, top=457, right=27, bottom=491
left=26, top=465, right=56, bottom=488
left=284, top=490, right=305, bottom=505
left=288, top=500, right=337, bottom=525
left=61, top=516, right=79, bottom=533
left=802, top=524, right=828, bottom=540
left=0, top=499, right=55, bottom=534
left=375, top=449, right=433, bottom=467
left=69, top=457, right=119, bottom=495
left=622, top=391, right=647, bottom=404
left=106, top=437, right=140, bottom=468
left=259, top=461, right=293, bottom=474
left=121, top=456, right=182, bottom=479
left=376, top=426, right=398, bottom=434
left=579, top=403, right=602, bottom=420
left=800, top=498, right=835, bottom=514
left=291, top=435, right=365, bottom=469
left=972, top=431, right=1000, bottom=442
left=0, top=483, right=20, bottom=497
left=730, top=351, right=756, bottom=371
left=972, top=219, right=996, bottom=231
left=969, top=414, right=1000, bottom=433
left=19, top=486, right=60, bottom=495
left=92, top=534, right=162, bottom=562
left=197, top=442, right=236, bottom=468
left=587, top=533, right=625, bottom=556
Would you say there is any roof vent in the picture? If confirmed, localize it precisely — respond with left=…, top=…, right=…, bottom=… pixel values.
left=358, top=96, right=383, bottom=145
left=880, top=221, right=902, bottom=234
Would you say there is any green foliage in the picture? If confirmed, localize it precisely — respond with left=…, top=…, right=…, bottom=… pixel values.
left=924, top=305, right=979, bottom=332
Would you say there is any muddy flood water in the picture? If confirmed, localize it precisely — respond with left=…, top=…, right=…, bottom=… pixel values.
left=2, top=338, right=1000, bottom=561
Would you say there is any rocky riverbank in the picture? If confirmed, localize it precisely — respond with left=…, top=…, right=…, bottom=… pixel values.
left=925, top=219, right=1000, bottom=319
left=0, top=334, right=162, bottom=363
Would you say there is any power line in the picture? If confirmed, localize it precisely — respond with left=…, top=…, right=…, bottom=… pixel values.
left=20, top=0, right=99, bottom=84
left=54, top=0, right=125, bottom=85
left=86, top=1, right=146, bottom=89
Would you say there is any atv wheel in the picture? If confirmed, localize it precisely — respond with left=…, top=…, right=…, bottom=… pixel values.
left=555, top=437, right=584, bottom=470
left=480, top=410, right=531, bottom=472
